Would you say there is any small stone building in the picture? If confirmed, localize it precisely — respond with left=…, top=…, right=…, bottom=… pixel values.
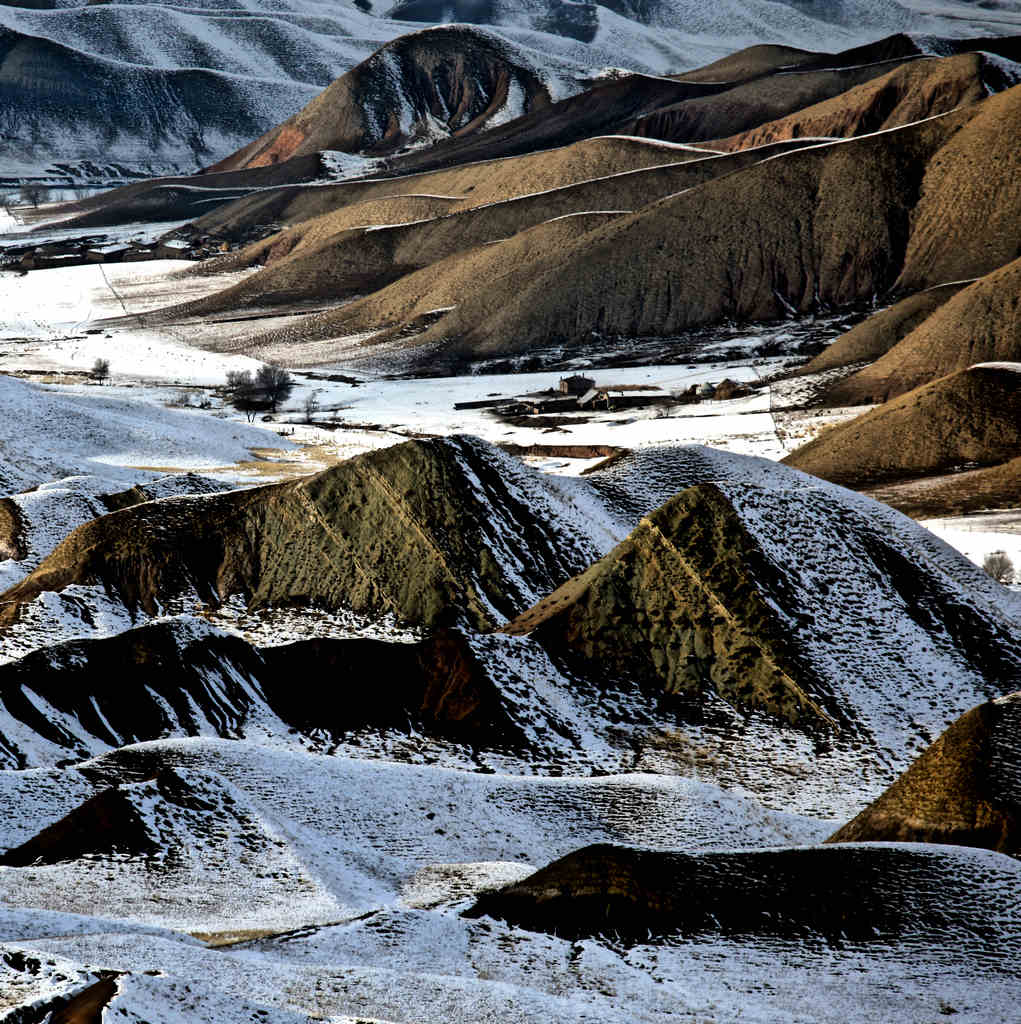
left=559, top=374, right=595, bottom=396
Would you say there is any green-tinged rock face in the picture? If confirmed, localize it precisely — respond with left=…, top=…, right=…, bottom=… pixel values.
left=0, top=437, right=597, bottom=632
left=503, top=483, right=829, bottom=727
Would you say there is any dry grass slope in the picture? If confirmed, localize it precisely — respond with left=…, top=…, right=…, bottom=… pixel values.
left=827, top=256, right=1021, bottom=403
left=827, top=695, right=1021, bottom=854
left=801, top=281, right=967, bottom=375
left=784, top=365, right=1021, bottom=487
left=707, top=54, right=991, bottom=151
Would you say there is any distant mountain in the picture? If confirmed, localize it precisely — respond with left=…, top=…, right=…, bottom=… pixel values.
left=2, top=0, right=1020, bottom=181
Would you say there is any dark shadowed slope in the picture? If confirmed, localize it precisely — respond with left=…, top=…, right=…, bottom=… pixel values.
left=827, top=693, right=1021, bottom=854
left=466, top=842, right=1021, bottom=945
left=0, top=25, right=320, bottom=179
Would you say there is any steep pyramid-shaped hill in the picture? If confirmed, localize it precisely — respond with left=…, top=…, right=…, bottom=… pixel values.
left=827, top=693, right=1021, bottom=853
left=0, top=763, right=338, bottom=934
left=207, top=26, right=556, bottom=174
left=0, top=766, right=285, bottom=866
left=466, top=842, right=1021, bottom=946
left=504, top=465, right=1021, bottom=745
left=784, top=364, right=1021, bottom=487
left=0, top=436, right=611, bottom=633
left=826, top=256, right=1021, bottom=403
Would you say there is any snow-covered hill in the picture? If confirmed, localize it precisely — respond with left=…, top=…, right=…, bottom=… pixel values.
left=2, top=0, right=1020, bottom=179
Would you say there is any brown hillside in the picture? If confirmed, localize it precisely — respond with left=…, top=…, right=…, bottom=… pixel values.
left=208, top=27, right=552, bottom=173
left=672, top=44, right=820, bottom=84
left=827, top=256, right=1021, bottom=403
left=241, top=212, right=623, bottom=366
left=399, top=85, right=1020, bottom=363
left=408, top=104, right=970, bottom=359
left=864, top=455, right=1021, bottom=520
left=631, top=61, right=915, bottom=146
left=783, top=364, right=1021, bottom=488
left=827, top=694, right=1021, bottom=854
left=799, top=281, right=967, bottom=375
left=189, top=134, right=716, bottom=244
left=707, top=53, right=990, bottom=152
left=0, top=438, right=600, bottom=632
left=501, top=484, right=829, bottom=727
left=897, top=85, right=1021, bottom=289
left=147, top=139, right=812, bottom=324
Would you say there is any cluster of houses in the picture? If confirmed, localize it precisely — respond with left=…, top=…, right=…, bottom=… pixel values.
left=1, top=234, right=227, bottom=273
left=455, top=374, right=752, bottom=418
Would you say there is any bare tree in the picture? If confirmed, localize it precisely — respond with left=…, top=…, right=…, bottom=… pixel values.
left=303, top=389, right=321, bottom=423
left=983, top=550, right=1015, bottom=585
left=91, top=357, right=110, bottom=384
left=256, top=364, right=295, bottom=413
left=224, top=369, right=262, bottom=422
left=19, top=184, right=50, bottom=209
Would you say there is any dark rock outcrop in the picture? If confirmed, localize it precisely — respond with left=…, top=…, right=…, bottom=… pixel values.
left=466, top=842, right=1021, bottom=944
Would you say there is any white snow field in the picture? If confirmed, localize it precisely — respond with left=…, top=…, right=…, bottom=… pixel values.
left=0, top=373, right=293, bottom=494
left=0, top=737, right=1019, bottom=1023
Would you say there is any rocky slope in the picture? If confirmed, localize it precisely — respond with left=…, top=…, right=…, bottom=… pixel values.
left=0, top=436, right=610, bottom=632
left=784, top=364, right=1021, bottom=487
left=466, top=841, right=1021, bottom=945
left=503, top=466, right=1021, bottom=743
left=827, top=693, right=1021, bottom=853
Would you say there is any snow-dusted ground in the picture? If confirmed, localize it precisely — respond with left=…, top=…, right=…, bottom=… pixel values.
left=0, top=374, right=293, bottom=494
left=1, top=738, right=1018, bottom=1023
left=4, top=247, right=1021, bottom=1022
